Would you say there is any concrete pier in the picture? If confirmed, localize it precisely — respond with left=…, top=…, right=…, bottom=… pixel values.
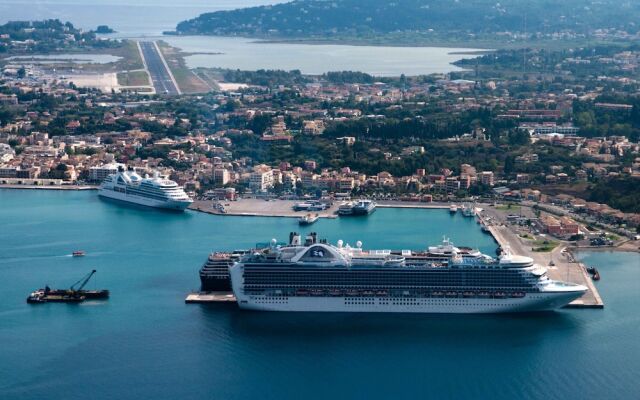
left=189, top=199, right=339, bottom=218
left=487, top=224, right=604, bottom=309
left=185, top=291, right=236, bottom=304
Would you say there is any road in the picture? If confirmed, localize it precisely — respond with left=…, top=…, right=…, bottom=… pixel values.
left=138, top=41, right=180, bottom=95
left=482, top=204, right=604, bottom=308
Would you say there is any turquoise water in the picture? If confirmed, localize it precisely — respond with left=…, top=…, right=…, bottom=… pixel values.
left=0, top=189, right=639, bottom=399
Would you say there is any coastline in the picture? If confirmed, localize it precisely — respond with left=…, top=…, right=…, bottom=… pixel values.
left=0, top=184, right=98, bottom=190
left=188, top=198, right=454, bottom=218
left=165, top=32, right=618, bottom=51
left=569, top=242, right=640, bottom=253
left=189, top=198, right=339, bottom=218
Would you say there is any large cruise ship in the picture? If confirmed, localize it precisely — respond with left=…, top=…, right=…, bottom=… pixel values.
left=229, top=233, right=587, bottom=313
left=98, top=169, right=193, bottom=210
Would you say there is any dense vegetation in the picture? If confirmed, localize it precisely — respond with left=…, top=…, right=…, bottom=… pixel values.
left=0, top=19, right=118, bottom=53
left=176, top=0, right=640, bottom=39
left=221, top=69, right=310, bottom=86
left=218, top=69, right=379, bottom=86
left=573, top=96, right=640, bottom=142
left=589, top=178, right=640, bottom=213
left=227, top=130, right=507, bottom=177
left=324, top=108, right=515, bottom=141
left=322, top=71, right=375, bottom=84
left=95, top=25, right=115, bottom=34
left=456, top=44, right=640, bottom=79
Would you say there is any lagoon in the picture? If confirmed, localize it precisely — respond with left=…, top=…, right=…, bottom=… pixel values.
left=162, top=35, right=480, bottom=76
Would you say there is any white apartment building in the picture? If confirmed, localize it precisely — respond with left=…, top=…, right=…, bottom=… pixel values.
left=250, top=168, right=275, bottom=192
left=89, top=162, right=125, bottom=182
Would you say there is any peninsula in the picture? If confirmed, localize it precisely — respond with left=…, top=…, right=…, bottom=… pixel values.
left=173, top=0, right=640, bottom=47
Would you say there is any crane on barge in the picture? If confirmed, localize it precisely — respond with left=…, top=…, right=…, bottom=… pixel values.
left=27, top=270, right=110, bottom=304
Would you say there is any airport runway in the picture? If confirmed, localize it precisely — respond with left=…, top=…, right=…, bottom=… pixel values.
left=138, top=41, right=180, bottom=95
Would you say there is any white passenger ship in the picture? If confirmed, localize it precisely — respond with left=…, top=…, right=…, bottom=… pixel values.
left=98, top=169, right=192, bottom=211
left=230, top=233, right=587, bottom=313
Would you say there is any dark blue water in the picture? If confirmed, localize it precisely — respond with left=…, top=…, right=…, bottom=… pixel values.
left=1, top=190, right=638, bottom=399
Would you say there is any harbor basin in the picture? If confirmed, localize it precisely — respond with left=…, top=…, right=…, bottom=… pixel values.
left=0, top=189, right=638, bottom=399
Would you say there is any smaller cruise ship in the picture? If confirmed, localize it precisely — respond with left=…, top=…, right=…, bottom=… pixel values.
left=99, top=169, right=193, bottom=211
left=352, top=199, right=377, bottom=215
left=199, top=251, right=247, bottom=292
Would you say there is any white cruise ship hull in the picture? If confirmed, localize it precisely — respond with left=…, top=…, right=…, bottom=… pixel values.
left=98, top=188, right=192, bottom=211
left=233, top=291, right=583, bottom=313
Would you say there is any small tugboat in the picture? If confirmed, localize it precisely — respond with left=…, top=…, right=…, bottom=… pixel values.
left=72, top=250, right=85, bottom=257
left=591, top=268, right=601, bottom=281
left=461, top=204, right=475, bottom=217
left=298, top=213, right=319, bottom=226
left=26, top=270, right=109, bottom=304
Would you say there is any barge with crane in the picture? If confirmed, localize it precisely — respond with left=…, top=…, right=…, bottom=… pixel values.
left=27, top=270, right=109, bottom=304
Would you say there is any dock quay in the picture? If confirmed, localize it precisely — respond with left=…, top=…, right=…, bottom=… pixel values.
left=189, top=199, right=339, bottom=218
left=185, top=291, right=236, bottom=304
left=190, top=199, right=454, bottom=218
left=376, top=202, right=449, bottom=209
left=486, top=223, right=604, bottom=309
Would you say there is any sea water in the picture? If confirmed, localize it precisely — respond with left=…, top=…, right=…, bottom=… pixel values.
left=0, top=189, right=638, bottom=399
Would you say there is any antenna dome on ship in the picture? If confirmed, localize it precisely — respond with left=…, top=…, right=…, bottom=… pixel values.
left=356, top=241, right=362, bottom=248
left=337, top=239, right=344, bottom=248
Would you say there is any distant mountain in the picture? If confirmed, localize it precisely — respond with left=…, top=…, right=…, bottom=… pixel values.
left=175, top=0, right=640, bottom=40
